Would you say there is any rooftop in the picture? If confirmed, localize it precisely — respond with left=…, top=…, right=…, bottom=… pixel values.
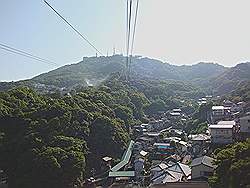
left=173, top=109, right=182, bottom=112
left=102, top=156, right=112, bottom=162
left=191, top=156, right=216, bottom=168
left=240, top=115, right=250, bottom=120
left=139, top=150, right=148, bottom=157
left=147, top=132, right=161, bottom=137
left=188, top=134, right=210, bottom=141
left=170, top=112, right=181, bottom=116
left=149, top=181, right=210, bottom=188
left=109, top=171, right=135, bottom=177
left=111, top=140, right=134, bottom=172
left=217, top=121, right=236, bottom=126
left=209, top=124, right=233, bottom=129
left=212, top=106, right=224, bottom=110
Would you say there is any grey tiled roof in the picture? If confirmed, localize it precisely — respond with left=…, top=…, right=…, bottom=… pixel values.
left=191, top=156, right=216, bottom=168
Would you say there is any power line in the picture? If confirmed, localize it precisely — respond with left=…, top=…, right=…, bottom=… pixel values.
left=0, top=43, right=58, bottom=66
left=126, top=0, right=133, bottom=80
left=44, top=0, right=104, bottom=56
left=0, top=45, right=57, bottom=66
left=129, top=0, right=139, bottom=76
left=130, top=0, right=139, bottom=56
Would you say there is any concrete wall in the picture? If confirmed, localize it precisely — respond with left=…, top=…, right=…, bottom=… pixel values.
left=191, top=164, right=213, bottom=179
left=240, top=117, right=250, bottom=133
left=210, top=128, right=233, bottom=144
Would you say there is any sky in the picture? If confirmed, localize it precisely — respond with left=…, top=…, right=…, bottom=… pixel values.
left=0, top=0, right=250, bottom=81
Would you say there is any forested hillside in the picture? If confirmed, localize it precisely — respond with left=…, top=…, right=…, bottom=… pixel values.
left=0, top=74, right=208, bottom=187
left=1, top=55, right=249, bottom=96
left=0, top=55, right=227, bottom=93
left=210, top=62, right=250, bottom=95
left=0, top=78, right=149, bottom=187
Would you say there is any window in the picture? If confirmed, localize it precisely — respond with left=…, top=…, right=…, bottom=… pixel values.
left=203, top=171, right=213, bottom=176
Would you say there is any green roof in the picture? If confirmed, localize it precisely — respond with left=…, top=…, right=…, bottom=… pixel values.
left=109, top=171, right=135, bottom=177
left=111, top=140, right=134, bottom=172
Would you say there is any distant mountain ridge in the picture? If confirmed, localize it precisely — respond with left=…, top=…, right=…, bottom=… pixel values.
left=210, top=62, right=250, bottom=94
left=0, top=55, right=249, bottom=95
left=31, top=55, right=227, bottom=86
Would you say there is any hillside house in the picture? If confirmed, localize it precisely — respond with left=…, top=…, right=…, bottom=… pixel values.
left=211, top=106, right=225, bottom=122
left=240, top=115, right=250, bottom=139
left=191, top=156, right=216, bottom=180
left=150, top=161, right=191, bottom=184
left=209, top=124, right=234, bottom=144
left=134, top=158, right=144, bottom=178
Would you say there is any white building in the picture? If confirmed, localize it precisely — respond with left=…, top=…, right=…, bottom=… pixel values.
left=212, top=106, right=224, bottom=116
left=217, top=120, right=236, bottom=126
left=209, top=124, right=234, bottom=144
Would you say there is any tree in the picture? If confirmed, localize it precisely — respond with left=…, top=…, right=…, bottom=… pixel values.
left=145, top=99, right=166, bottom=115
left=209, top=139, right=250, bottom=188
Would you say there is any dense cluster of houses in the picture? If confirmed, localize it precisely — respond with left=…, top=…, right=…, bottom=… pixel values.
left=94, top=112, right=213, bottom=187
left=210, top=100, right=250, bottom=143
left=85, top=98, right=249, bottom=187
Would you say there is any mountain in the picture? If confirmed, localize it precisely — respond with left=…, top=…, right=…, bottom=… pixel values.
left=30, top=55, right=228, bottom=88
left=210, top=62, right=250, bottom=95
left=0, top=55, right=228, bottom=92
left=6, top=55, right=250, bottom=96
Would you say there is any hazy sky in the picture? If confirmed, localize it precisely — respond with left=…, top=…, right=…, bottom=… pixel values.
left=0, top=0, right=250, bottom=81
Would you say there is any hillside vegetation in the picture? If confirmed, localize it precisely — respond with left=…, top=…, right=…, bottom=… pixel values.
left=0, top=79, right=149, bottom=187
left=0, top=55, right=227, bottom=92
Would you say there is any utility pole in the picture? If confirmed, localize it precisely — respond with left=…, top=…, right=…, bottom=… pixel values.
left=113, top=46, right=116, bottom=56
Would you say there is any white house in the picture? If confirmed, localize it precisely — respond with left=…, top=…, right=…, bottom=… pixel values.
left=209, top=124, right=234, bottom=144
left=191, top=156, right=216, bottom=180
left=217, top=120, right=236, bottom=126
left=212, top=106, right=224, bottom=116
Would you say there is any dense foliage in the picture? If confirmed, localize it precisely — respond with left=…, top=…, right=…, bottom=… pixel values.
left=184, top=103, right=212, bottom=134
left=210, top=139, right=250, bottom=188
left=0, top=80, right=149, bottom=188
left=0, top=65, right=249, bottom=187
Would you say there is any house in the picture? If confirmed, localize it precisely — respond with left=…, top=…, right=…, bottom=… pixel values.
left=223, top=100, right=235, bottom=107
left=209, top=124, right=234, bottom=144
left=134, top=158, right=144, bottom=178
left=189, top=134, right=210, bottom=145
left=153, top=143, right=175, bottom=156
left=173, top=109, right=182, bottom=113
left=217, top=120, right=236, bottom=126
left=177, top=140, right=188, bottom=152
left=139, top=150, right=148, bottom=157
left=191, top=156, right=216, bottom=180
left=151, top=170, right=183, bottom=184
left=136, top=136, right=154, bottom=148
left=212, top=106, right=224, bottom=116
left=240, top=115, right=250, bottom=139
left=149, top=181, right=210, bottom=188
left=169, top=112, right=181, bottom=117
left=150, top=162, right=191, bottom=184
left=167, top=162, right=191, bottom=179
left=149, top=120, right=165, bottom=130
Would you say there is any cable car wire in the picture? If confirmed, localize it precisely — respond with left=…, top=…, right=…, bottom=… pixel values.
left=0, top=43, right=58, bottom=66
left=0, top=45, right=57, bottom=66
left=44, top=0, right=104, bottom=56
